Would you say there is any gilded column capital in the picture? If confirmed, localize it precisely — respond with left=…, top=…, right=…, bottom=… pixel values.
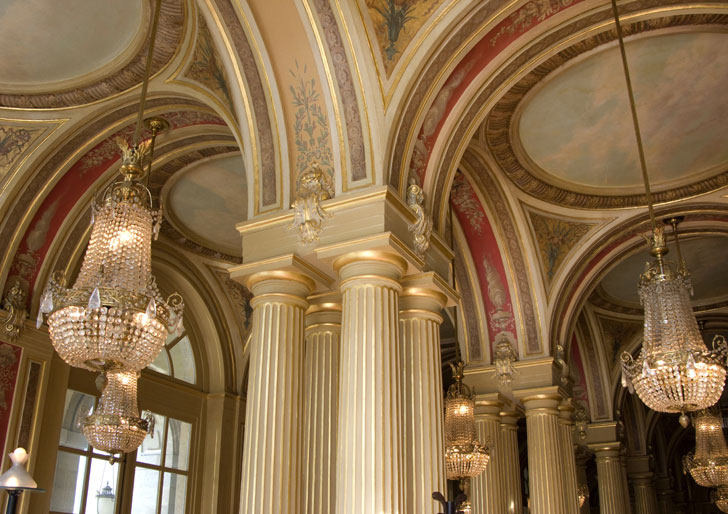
left=590, top=442, right=622, bottom=460
left=500, top=410, right=522, bottom=429
left=519, top=390, right=562, bottom=416
left=559, top=400, right=576, bottom=426
left=306, top=291, right=342, bottom=333
left=475, top=394, right=505, bottom=422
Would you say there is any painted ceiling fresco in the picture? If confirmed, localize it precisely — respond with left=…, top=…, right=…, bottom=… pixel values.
left=518, top=31, right=728, bottom=193
left=600, top=235, right=728, bottom=309
left=0, top=0, right=144, bottom=87
left=166, top=153, right=247, bottom=256
left=363, top=0, right=448, bottom=76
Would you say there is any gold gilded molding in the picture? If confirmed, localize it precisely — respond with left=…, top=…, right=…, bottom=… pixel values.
left=400, top=287, right=448, bottom=306
left=332, top=249, right=408, bottom=274
left=246, top=270, right=316, bottom=291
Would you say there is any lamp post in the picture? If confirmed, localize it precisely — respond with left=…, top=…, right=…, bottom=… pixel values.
left=0, top=448, right=44, bottom=514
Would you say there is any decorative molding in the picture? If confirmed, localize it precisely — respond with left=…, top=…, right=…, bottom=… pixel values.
left=0, top=0, right=184, bottom=108
left=483, top=14, right=728, bottom=209
left=461, top=152, right=541, bottom=355
left=0, top=281, right=26, bottom=342
left=184, top=15, right=236, bottom=115
left=430, top=4, right=728, bottom=221
left=309, top=0, right=368, bottom=184
left=214, top=0, right=278, bottom=208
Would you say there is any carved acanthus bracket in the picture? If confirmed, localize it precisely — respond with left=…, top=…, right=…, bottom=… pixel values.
left=406, top=178, right=432, bottom=257
left=493, top=333, right=518, bottom=387
left=291, top=163, right=334, bottom=244
left=1, top=280, right=27, bottom=342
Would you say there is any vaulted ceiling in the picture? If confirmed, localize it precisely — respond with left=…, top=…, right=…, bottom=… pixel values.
left=1, top=0, right=726, bottom=435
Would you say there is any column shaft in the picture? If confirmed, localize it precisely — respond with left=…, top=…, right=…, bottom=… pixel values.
left=399, top=288, right=447, bottom=514
left=335, top=253, right=407, bottom=514
left=559, top=403, right=579, bottom=514
left=594, top=447, right=630, bottom=514
left=302, top=295, right=341, bottom=514
left=522, top=394, right=567, bottom=514
left=633, top=477, right=659, bottom=514
left=240, top=272, right=313, bottom=514
left=500, top=412, right=523, bottom=514
left=471, top=402, right=504, bottom=514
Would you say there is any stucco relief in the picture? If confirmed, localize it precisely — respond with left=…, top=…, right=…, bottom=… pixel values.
left=0, top=0, right=184, bottom=109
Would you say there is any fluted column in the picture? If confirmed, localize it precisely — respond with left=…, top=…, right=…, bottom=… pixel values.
left=593, top=444, right=630, bottom=514
left=240, top=271, right=314, bottom=514
left=500, top=411, right=523, bottom=514
left=575, top=450, right=591, bottom=514
left=471, top=400, right=505, bottom=514
left=559, top=402, right=580, bottom=514
left=335, top=251, right=407, bottom=514
left=621, top=452, right=633, bottom=514
left=399, top=283, right=447, bottom=514
left=302, top=292, right=341, bottom=514
left=521, top=393, right=567, bottom=514
left=632, top=475, right=658, bottom=514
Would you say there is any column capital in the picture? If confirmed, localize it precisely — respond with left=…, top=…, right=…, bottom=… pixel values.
left=230, top=253, right=332, bottom=291
left=334, top=250, right=407, bottom=286
left=500, top=409, right=522, bottom=429
left=559, top=399, right=575, bottom=425
left=306, top=291, right=342, bottom=333
left=474, top=393, right=505, bottom=421
left=516, top=386, right=563, bottom=415
left=589, top=441, right=622, bottom=459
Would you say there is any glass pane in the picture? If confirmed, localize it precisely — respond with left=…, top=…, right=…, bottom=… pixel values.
left=148, top=350, right=171, bottom=376
left=49, top=451, right=87, bottom=513
left=85, top=458, right=119, bottom=514
left=131, top=467, right=160, bottom=514
left=60, top=390, right=95, bottom=450
left=137, top=413, right=166, bottom=466
left=161, top=472, right=187, bottom=514
left=165, top=419, right=191, bottom=471
left=169, top=337, right=195, bottom=384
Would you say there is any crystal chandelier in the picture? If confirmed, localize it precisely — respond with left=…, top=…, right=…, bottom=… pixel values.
left=683, top=409, right=728, bottom=488
left=36, top=0, right=182, bottom=454
left=444, top=362, right=490, bottom=480
left=714, top=487, right=728, bottom=513
left=610, top=0, right=728, bottom=425
left=577, top=484, right=589, bottom=508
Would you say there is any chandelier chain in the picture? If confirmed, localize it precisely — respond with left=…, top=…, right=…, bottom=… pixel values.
left=609, top=0, right=656, bottom=231
left=134, top=0, right=164, bottom=144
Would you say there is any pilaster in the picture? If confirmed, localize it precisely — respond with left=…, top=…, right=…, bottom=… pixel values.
left=518, top=389, right=567, bottom=514
left=399, top=275, right=452, bottom=514
left=500, top=410, right=523, bottom=514
left=471, top=396, right=505, bottom=514
left=302, top=292, right=341, bottom=514
left=591, top=443, right=631, bottom=514
left=558, top=400, right=579, bottom=514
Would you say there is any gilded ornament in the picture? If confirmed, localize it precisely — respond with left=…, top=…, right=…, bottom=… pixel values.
left=291, top=162, right=334, bottom=244
left=406, top=178, right=432, bottom=257
left=1, top=281, right=26, bottom=342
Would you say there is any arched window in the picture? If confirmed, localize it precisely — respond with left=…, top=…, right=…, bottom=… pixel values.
left=49, top=327, right=200, bottom=514
left=148, top=331, right=197, bottom=385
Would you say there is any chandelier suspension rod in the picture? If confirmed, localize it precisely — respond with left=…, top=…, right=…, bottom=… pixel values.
left=609, top=0, right=657, bottom=232
left=133, top=0, right=164, bottom=145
